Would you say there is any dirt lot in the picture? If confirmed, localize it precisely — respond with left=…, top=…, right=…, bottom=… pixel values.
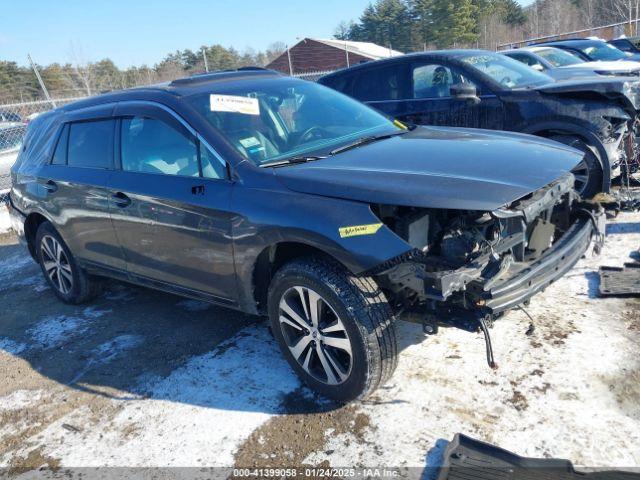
left=0, top=209, right=639, bottom=476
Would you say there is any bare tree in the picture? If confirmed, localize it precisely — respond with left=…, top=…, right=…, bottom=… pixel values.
left=68, top=42, right=94, bottom=96
left=608, top=0, right=640, bottom=35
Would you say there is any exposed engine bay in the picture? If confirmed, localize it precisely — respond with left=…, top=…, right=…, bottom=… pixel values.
left=371, top=172, right=605, bottom=324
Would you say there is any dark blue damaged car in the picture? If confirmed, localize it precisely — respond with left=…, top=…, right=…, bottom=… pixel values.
left=7, top=69, right=605, bottom=401
left=319, top=50, right=640, bottom=197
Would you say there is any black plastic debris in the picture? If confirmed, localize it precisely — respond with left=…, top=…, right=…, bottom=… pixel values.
left=599, top=263, right=640, bottom=297
left=437, top=434, right=640, bottom=480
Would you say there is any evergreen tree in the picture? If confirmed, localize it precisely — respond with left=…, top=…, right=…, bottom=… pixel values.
left=431, top=0, right=479, bottom=47
left=409, top=0, right=436, bottom=49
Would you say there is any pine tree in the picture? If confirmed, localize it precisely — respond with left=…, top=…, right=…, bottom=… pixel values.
left=409, top=0, right=436, bottom=49
left=431, top=0, right=479, bottom=47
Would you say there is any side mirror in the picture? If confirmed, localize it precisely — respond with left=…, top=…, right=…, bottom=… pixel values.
left=450, top=83, right=480, bottom=104
left=531, top=64, right=545, bottom=72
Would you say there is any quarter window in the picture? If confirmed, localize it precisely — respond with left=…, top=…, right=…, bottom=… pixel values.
left=67, top=120, right=114, bottom=169
left=51, top=124, right=69, bottom=165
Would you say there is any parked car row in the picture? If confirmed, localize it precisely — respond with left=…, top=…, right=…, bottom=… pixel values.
left=7, top=64, right=610, bottom=401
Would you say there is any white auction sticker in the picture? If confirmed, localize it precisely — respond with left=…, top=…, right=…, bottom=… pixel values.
left=210, top=94, right=260, bottom=115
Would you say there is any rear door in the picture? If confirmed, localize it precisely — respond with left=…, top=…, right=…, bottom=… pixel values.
left=35, top=108, right=126, bottom=272
left=108, top=102, right=235, bottom=304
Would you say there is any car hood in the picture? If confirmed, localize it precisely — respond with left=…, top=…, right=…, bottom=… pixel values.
left=273, top=127, right=582, bottom=211
left=560, top=60, right=640, bottom=72
left=533, top=76, right=640, bottom=111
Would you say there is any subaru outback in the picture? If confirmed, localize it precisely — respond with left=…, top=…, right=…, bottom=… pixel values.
left=8, top=69, right=605, bottom=401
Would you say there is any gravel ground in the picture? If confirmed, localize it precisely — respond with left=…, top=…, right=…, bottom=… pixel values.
left=0, top=207, right=639, bottom=477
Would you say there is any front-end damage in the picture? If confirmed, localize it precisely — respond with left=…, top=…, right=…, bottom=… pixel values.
left=369, top=172, right=605, bottom=365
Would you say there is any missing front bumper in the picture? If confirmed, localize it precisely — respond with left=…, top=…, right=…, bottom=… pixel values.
left=481, top=215, right=599, bottom=313
left=383, top=204, right=605, bottom=317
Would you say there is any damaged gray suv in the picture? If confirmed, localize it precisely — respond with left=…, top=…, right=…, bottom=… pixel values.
left=8, top=69, right=605, bottom=401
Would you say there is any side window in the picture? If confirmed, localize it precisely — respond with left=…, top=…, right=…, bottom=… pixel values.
left=68, top=120, right=114, bottom=169
left=352, top=65, right=402, bottom=102
left=512, top=53, right=544, bottom=69
left=412, top=64, right=481, bottom=99
left=51, top=124, right=69, bottom=165
left=121, top=116, right=199, bottom=177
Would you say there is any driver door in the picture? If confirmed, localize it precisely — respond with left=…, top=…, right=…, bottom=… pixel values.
left=393, top=61, right=505, bottom=130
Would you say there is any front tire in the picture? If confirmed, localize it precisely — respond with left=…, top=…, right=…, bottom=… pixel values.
left=549, top=135, right=603, bottom=198
left=268, top=257, right=398, bottom=402
left=35, top=221, right=101, bottom=304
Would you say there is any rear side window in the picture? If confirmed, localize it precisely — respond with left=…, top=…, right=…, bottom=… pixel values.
left=352, top=65, right=403, bottom=102
left=68, top=120, right=114, bottom=169
left=51, top=124, right=69, bottom=165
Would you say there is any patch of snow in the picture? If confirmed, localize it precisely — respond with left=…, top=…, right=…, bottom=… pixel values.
left=0, top=205, right=11, bottom=234
left=0, top=389, right=44, bottom=411
left=4, top=274, right=48, bottom=293
left=27, top=315, right=88, bottom=349
left=26, top=307, right=110, bottom=350
left=81, top=306, right=111, bottom=319
left=10, top=325, right=301, bottom=467
left=0, top=250, right=32, bottom=280
left=0, top=337, right=27, bottom=355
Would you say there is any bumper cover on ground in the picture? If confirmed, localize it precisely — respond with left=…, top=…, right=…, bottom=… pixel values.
left=437, top=433, right=640, bottom=480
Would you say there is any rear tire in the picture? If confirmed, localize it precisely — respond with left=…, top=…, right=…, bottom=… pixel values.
left=35, top=221, right=101, bottom=304
left=268, top=257, right=398, bottom=402
left=549, top=135, right=603, bottom=198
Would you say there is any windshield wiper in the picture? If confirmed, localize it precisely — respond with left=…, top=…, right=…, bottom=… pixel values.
left=329, top=130, right=409, bottom=156
left=260, top=155, right=326, bottom=168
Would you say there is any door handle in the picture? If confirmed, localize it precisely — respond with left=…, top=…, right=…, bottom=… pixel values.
left=111, top=192, right=131, bottom=208
left=191, top=184, right=205, bottom=195
left=42, top=180, right=58, bottom=193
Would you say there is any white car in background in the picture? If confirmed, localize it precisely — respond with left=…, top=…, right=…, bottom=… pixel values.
left=501, top=46, right=640, bottom=80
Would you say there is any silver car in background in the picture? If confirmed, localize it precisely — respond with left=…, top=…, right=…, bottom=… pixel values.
left=502, top=46, right=640, bottom=80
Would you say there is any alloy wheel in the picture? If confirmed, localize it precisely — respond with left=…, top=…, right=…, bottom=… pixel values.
left=278, top=286, right=353, bottom=385
left=571, top=158, right=590, bottom=195
left=40, top=235, right=73, bottom=294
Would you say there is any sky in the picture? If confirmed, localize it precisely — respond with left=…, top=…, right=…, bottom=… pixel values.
left=0, top=0, right=534, bottom=68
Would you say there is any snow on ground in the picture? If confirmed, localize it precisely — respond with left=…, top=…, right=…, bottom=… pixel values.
left=27, top=307, right=111, bottom=350
left=3, top=327, right=301, bottom=467
left=0, top=211, right=639, bottom=472
left=0, top=204, right=11, bottom=235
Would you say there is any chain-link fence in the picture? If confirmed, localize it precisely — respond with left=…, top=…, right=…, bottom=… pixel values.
left=0, top=97, right=86, bottom=204
left=292, top=69, right=336, bottom=82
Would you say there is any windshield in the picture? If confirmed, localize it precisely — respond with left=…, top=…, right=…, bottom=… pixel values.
left=579, top=42, right=628, bottom=61
left=186, top=79, right=400, bottom=166
left=534, top=47, right=584, bottom=67
left=459, top=52, right=552, bottom=88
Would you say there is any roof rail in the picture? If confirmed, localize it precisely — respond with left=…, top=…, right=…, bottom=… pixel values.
left=169, top=68, right=278, bottom=87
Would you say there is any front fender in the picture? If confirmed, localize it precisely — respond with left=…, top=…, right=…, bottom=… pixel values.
left=521, top=119, right=612, bottom=192
left=231, top=186, right=412, bottom=312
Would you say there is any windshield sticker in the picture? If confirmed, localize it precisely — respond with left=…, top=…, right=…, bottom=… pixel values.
left=210, top=94, right=260, bottom=115
left=339, top=223, right=383, bottom=238
left=239, top=137, right=261, bottom=149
